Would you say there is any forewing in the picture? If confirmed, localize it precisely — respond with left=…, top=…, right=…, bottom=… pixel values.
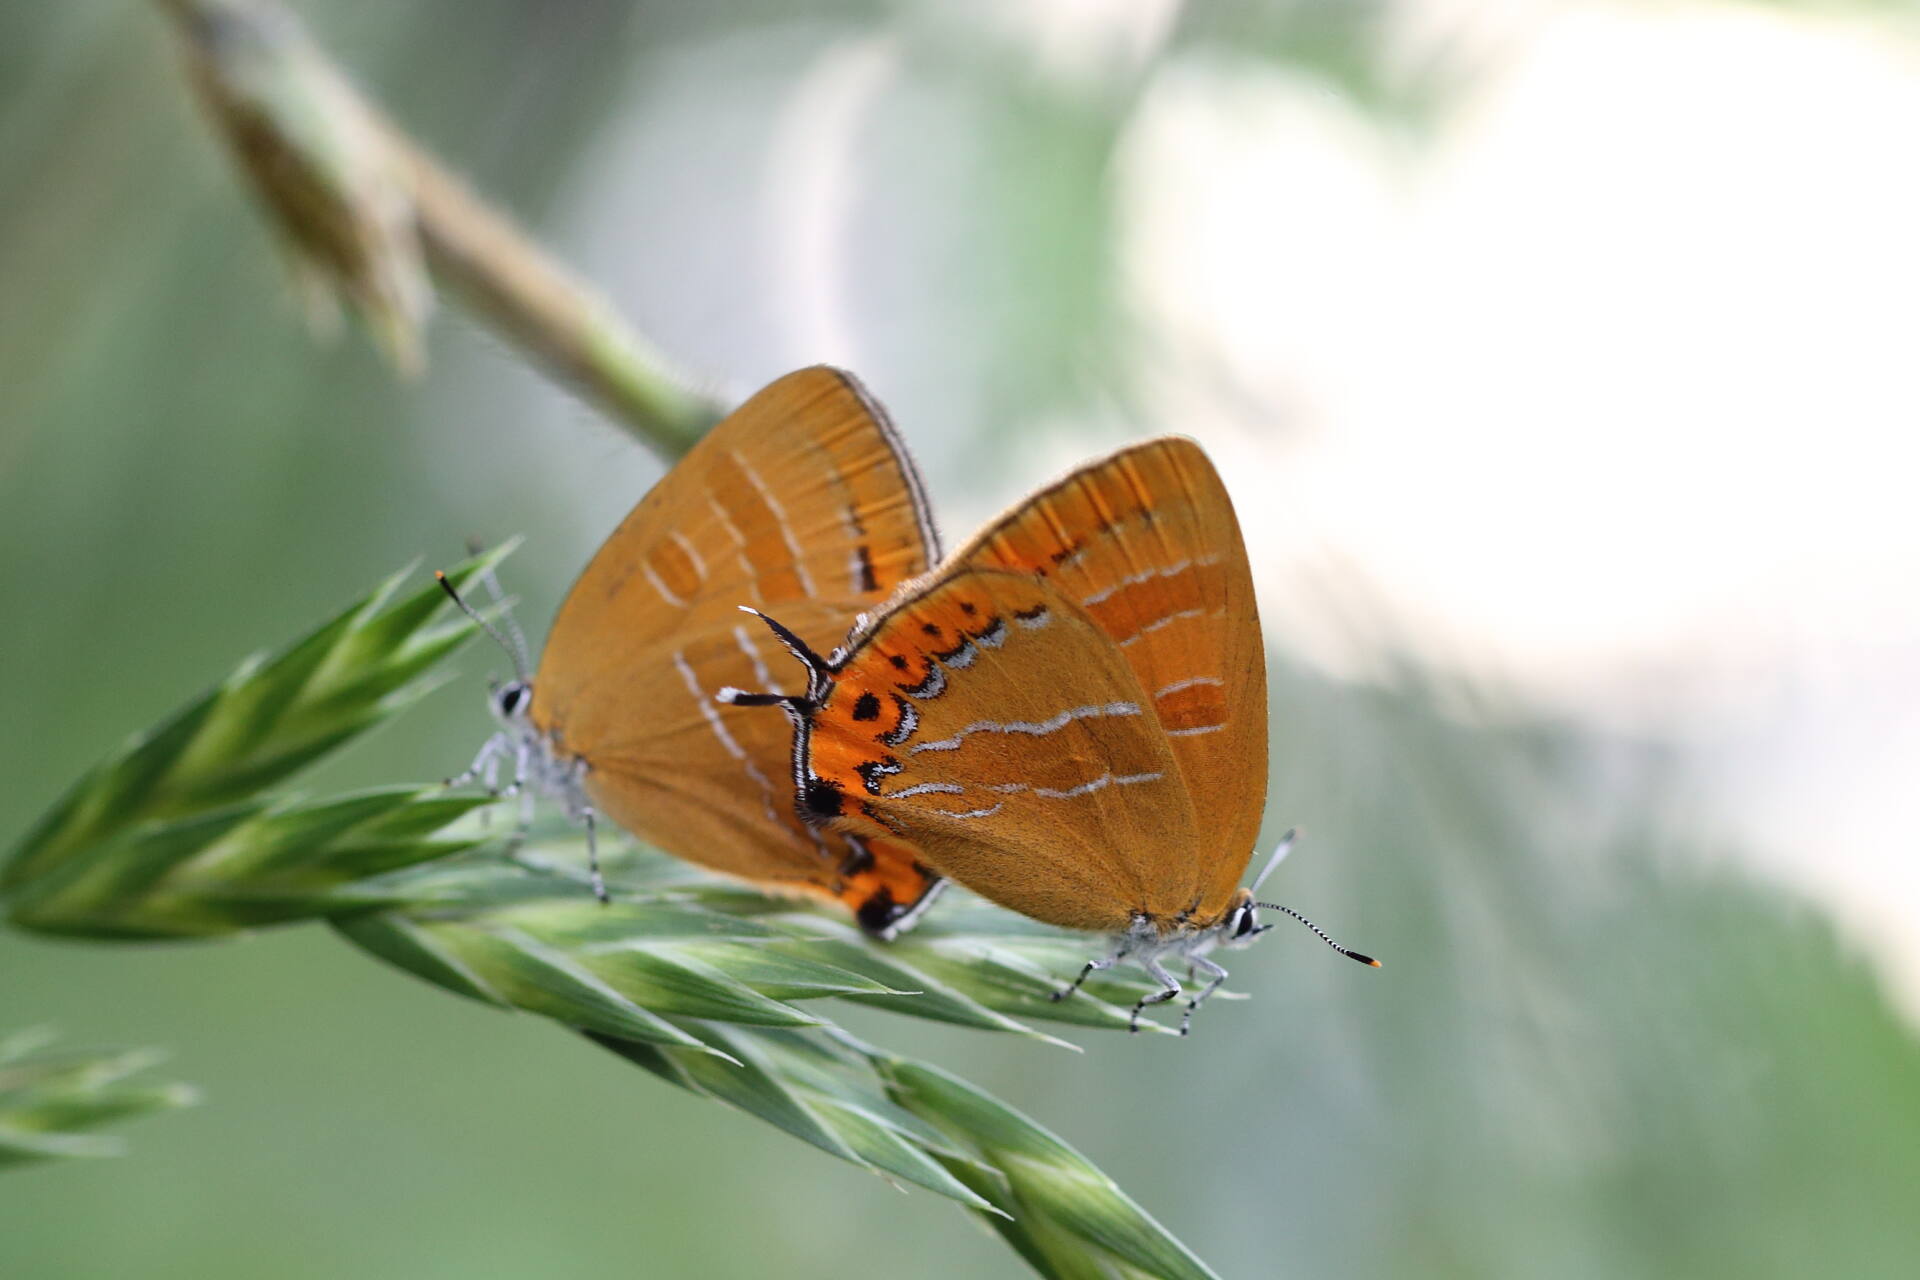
left=801, top=570, right=1205, bottom=933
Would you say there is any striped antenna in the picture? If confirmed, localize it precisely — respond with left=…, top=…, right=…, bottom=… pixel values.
left=1255, top=901, right=1381, bottom=968
left=734, top=605, right=833, bottom=704
left=435, top=570, right=531, bottom=684
left=460, top=539, right=533, bottom=678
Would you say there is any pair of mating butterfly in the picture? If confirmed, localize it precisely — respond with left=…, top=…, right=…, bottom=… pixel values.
left=440, top=367, right=1376, bottom=1034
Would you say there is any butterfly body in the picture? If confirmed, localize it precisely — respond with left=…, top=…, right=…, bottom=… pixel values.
left=446, top=367, right=948, bottom=936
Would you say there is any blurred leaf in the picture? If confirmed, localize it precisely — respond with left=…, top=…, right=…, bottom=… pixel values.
left=0, top=1029, right=197, bottom=1169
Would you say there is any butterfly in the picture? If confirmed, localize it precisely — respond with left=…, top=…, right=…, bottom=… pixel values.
left=438, top=366, right=948, bottom=937
left=722, top=436, right=1377, bottom=1031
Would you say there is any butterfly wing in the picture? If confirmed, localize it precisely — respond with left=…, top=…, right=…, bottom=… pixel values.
left=531, top=366, right=943, bottom=929
left=931, top=437, right=1267, bottom=922
left=537, top=365, right=937, bottom=705
left=799, top=569, right=1205, bottom=933
left=578, top=600, right=939, bottom=932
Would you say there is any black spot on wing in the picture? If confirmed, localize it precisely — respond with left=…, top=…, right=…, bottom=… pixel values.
left=802, top=776, right=846, bottom=820
left=855, top=544, right=879, bottom=592
left=853, top=691, right=882, bottom=721
left=855, top=887, right=902, bottom=935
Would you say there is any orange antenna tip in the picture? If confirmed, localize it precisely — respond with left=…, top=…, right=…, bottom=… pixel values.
left=435, top=564, right=530, bottom=682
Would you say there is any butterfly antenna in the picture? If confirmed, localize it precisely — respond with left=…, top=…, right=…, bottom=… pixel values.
left=1248, top=828, right=1299, bottom=894
left=716, top=606, right=833, bottom=708
left=460, top=541, right=534, bottom=679
left=435, top=570, right=530, bottom=683
left=1254, top=902, right=1381, bottom=968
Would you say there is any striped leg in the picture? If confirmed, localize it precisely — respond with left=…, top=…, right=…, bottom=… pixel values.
left=1052, top=940, right=1131, bottom=1002
left=1178, top=956, right=1229, bottom=1037
left=446, top=733, right=507, bottom=791
left=582, top=807, right=607, bottom=904
left=498, top=740, right=535, bottom=858
left=1130, top=957, right=1182, bottom=1033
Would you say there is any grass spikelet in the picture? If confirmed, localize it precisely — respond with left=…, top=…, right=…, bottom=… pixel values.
left=0, top=1029, right=198, bottom=1169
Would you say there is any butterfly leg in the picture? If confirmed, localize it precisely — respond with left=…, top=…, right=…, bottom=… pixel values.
left=582, top=806, right=608, bottom=904
left=493, top=738, right=532, bottom=854
left=1178, top=955, right=1230, bottom=1037
left=477, top=752, right=505, bottom=830
left=1130, top=957, right=1182, bottom=1033
left=446, top=735, right=510, bottom=831
left=1051, top=941, right=1131, bottom=1003
left=446, top=733, right=506, bottom=792
left=501, top=736, right=531, bottom=801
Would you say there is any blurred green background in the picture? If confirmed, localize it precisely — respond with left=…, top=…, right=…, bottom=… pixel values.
left=5, top=3, right=1918, bottom=1277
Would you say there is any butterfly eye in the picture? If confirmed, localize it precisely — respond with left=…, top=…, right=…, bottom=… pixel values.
left=496, top=681, right=530, bottom=718
left=1231, top=905, right=1260, bottom=939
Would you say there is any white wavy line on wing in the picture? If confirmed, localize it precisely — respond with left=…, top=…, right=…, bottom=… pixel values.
left=675, top=650, right=780, bottom=825
left=1078, top=555, right=1222, bottom=607
left=908, top=701, right=1142, bottom=755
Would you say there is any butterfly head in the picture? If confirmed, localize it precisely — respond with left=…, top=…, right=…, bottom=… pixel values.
left=436, top=567, right=538, bottom=732
left=1217, top=831, right=1383, bottom=967
left=489, top=677, right=533, bottom=727
left=1217, top=888, right=1272, bottom=951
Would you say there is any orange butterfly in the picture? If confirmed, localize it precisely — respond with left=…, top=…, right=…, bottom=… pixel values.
left=440, top=366, right=946, bottom=937
left=723, top=437, right=1377, bottom=1030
